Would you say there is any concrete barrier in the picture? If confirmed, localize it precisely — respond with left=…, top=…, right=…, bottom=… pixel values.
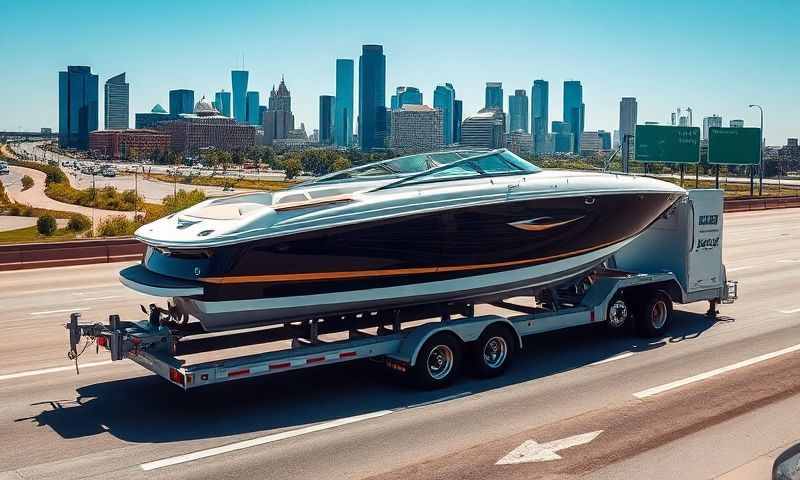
left=723, top=196, right=800, bottom=212
left=0, top=237, right=144, bottom=271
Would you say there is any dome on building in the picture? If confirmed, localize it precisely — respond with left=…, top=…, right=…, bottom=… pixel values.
left=193, top=96, right=219, bottom=116
left=151, top=103, right=168, bottom=114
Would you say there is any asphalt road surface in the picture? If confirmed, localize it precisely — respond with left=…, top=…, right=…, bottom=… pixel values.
left=0, top=208, right=799, bottom=479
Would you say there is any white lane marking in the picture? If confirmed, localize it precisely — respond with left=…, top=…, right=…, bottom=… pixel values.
left=496, top=430, right=604, bottom=464
left=0, top=283, right=120, bottom=298
left=634, top=343, right=800, bottom=399
left=726, top=266, right=753, bottom=273
left=0, top=360, right=113, bottom=381
left=779, top=308, right=800, bottom=314
left=141, top=409, right=393, bottom=471
left=81, top=295, right=121, bottom=302
left=589, top=352, right=635, bottom=366
left=777, top=260, right=800, bottom=264
left=30, top=307, right=90, bottom=316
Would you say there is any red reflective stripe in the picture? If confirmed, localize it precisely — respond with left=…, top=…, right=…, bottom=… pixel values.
left=269, top=362, right=291, bottom=370
left=339, top=351, right=357, bottom=358
left=306, top=356, right=325, bottom=364
left=590, top=310, right=596, bottom=322
left=227, top=368, right=250, bottom=377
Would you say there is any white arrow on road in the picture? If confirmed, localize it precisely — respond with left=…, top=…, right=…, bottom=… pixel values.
left=496, top=430, right=603, bottom=465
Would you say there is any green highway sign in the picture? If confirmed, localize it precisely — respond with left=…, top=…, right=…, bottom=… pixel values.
left=707, top=127, right=761, bottom=165
left=634, top=125, right=701, bottom=164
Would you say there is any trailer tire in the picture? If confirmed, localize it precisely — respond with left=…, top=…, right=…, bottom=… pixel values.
left=606, top=292, right=632, bottom=334
left=636, top=290, right=673, bottom=337
left=471, top=325, right=516, bottom=378
left=411, top=333, right=462, bottom=389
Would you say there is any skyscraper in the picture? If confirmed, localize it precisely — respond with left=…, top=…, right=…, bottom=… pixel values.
left=619, top=97, right=637, bottom=161
left=246, top=91, right=260, bottom=125
left=532, top=80, right=549, bottom=154
left=508, top=89, right=528, bottom=133
left=461, top=109, right=506, bottom=149
left=214, top=90, right=231, bottom=117
left=703, top=115, right=723, bottom=140
left=453, top=99, right=463, bottom=144
left=485, top=82, right=503, bottom=111
left=169, top=89, right=194, bottom=116
left=359, top=44, right=386, bottom=151
left=104, top=73, right=129, bottom=130
left=552, top=121, right=574, bottom=153
left=263, top=78, right=294, bottom=145
left=319, top=95, right=335, bottom=145
left=335, top=59, right=354, bottom=147
left=563, top=81, right=584, bottom=154
left=231, top=70, right=249, bottom=123
left=391, top=86, right=422, bottom=110
left=729, top=119, right=744, bottom=128
left=390, top=104, right=443, bottom=154
left=59, top=65, right=98, bottom=149
left=433, top=83, right=455, bottom=145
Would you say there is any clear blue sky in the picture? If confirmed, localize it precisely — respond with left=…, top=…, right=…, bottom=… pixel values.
left=2, top=0, right=798, bottom=145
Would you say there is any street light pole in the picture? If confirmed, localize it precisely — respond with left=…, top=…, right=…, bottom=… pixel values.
left=749, top=104, right=764, bottom=196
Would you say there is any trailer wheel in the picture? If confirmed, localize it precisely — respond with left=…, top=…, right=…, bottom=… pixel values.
left=471, top=325, right=516, bottom=378
left=606, top=292, right=631, bottom=333
left=636, top=290, right=673, bottom=337
left=412, top=333, right=462, bottom=389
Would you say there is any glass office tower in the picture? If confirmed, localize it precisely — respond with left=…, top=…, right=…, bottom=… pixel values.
left=485, top=82, right=503, bottom=111
left=104, top=72, right=129, bottom=130
left=319, top=95, right=336, bottom=145
left=563, top=80, right=584, bottom=153
left=532, top=80, right=549, bottom=153
left=169, top=89, right=194, bottom=116
left=358, top=45, right=386, bottom=151
left=453, top=99, right=462, bottom=143
left=215, top=90, right=232, bottom=117
left=335, top=59, right=354, bottom=147
left=433, top=83, right=455, bottom=145
left=232, top=70, right=249, bottom=123
left=58, top=65, right=98, bottom=149
left=508, top=89, right=528, bottom=132
left=246, top=91, right=260, bottom=125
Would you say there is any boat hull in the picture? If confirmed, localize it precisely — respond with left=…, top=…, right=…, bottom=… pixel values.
left=174, top=238, right=629, bottom=331
left=129, top=190, right=683, bottom=331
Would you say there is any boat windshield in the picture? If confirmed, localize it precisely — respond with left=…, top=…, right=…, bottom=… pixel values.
left=295, top=150, right=485, bottom=187
left=373, top=150, right=541, bottom=190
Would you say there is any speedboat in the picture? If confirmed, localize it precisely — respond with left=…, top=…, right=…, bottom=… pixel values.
left=121, top=149, right=686, bottom=332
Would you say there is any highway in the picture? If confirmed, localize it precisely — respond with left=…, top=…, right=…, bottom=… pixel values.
left=0, top=208, right=798, bottom=479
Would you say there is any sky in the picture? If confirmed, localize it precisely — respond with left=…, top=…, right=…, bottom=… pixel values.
left=1, top=0, right=798, bottom=145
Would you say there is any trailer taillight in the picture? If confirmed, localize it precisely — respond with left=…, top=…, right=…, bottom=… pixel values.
left=169, top=368, right=185, bottom=385
left=96, top=336, right=107, bottom=347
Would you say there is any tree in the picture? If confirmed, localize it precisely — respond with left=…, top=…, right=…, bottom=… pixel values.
left=36, top=215, right=57, bottom=236
left=284, top=158, right=302, bottom=180
left=21, top=175, right=34, bottom=190
left=331, top=157, right=352, bottom=172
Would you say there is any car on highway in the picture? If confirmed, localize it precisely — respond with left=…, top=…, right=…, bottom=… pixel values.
left=101, top=164, right=117, bottom=177
left=0, top=162, right=9, bottom=175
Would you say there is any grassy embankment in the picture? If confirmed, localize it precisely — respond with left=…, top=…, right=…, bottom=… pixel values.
left=147, top=172, right=297, bottom=191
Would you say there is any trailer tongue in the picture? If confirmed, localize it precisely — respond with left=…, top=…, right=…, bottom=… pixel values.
left=66, top=189, right=737, bottom=390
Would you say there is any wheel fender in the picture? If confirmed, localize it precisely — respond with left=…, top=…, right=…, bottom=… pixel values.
left=392, top=315, right=520, bottom=367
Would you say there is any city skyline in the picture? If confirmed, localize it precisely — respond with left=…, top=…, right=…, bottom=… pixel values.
left=3, top=0, right=799, bottom=145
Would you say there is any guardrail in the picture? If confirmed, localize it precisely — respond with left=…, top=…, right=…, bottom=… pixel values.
left=0, top=237, right=144, bottom=271
left=723, top=196, right=800, bottom=212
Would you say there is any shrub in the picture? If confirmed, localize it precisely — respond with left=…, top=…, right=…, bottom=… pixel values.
left=7, top=204, right=21, bottom=216
left=36, top=215, right=57, bottom=236
left=96, top=215, right=141, bottom=237
left=67, top=214, right=92, bottom=232
left=21, top=175, right=34, bottom=191
left=162, top=189, right=207, bottom=215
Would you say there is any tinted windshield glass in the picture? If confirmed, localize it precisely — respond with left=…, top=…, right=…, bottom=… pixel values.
left=385, top=150, right=540, bottom=188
